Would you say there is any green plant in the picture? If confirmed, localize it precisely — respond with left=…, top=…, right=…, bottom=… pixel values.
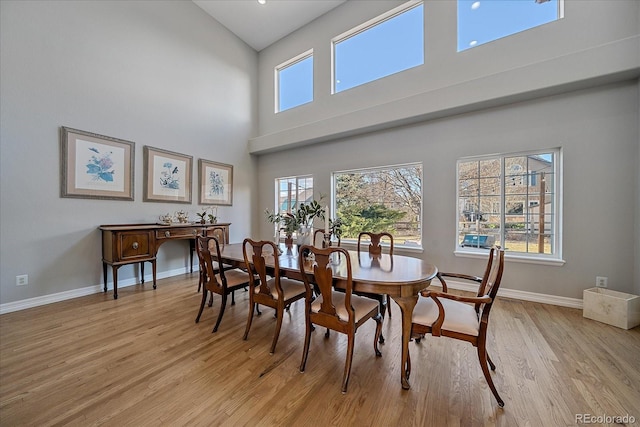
left=329, top=217, right=343, bottom=238
left=196, top=210, right=207, bottom=223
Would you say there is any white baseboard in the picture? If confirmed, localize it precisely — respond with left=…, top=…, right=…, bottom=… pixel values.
left=1, top=268, right=583, bottom=314
left=443, top=280, right=583, bottom=309
left=0, top=267, right=196, bottom=315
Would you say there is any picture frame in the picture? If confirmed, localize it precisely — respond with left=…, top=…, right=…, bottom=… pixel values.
left=198, top=159, right=233, bottom=206
left=143, top=146, right=192, bottom=204
left=60, top=126, right=135, bottom=201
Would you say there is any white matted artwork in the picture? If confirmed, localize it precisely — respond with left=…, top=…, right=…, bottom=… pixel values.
left=60, top=126, right=134, bottom=200
left=143, top=146, right=192, bottom=204
left=199, top=159, right=233, bottom=206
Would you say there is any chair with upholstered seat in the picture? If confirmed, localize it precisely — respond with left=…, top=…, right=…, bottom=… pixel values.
left=298, top=245, right=382, bottom=393
left=196, top=226, right=234, bottom=293
left=242, top=239, right=306, bottom=354
left=357, top=231, right=394, bottom=321
left=195, top=235, right=253, bottom=333
left=411, top=245, right=505, bottom=407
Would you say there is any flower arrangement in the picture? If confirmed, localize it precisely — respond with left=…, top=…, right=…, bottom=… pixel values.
left=265, top=199, right=326, bottom=239
left=196, top=206, right=218, bottom=224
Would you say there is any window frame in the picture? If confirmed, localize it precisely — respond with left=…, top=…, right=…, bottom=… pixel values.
left=454, top=148, right=564, bottom=266
left=275, top=49, right=314, bottom=113
left=330, top=0, right=424, bottom=95
left=332, top=162, right=423, bottom=251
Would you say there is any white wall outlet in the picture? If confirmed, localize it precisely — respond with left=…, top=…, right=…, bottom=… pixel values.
left=596, top=276, right=608, bottom=288
left=16, top=274, right=28, bottom=286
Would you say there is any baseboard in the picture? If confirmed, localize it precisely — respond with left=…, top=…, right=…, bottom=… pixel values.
left=0, top=267, right=196, bottom=315
left=443, top=280, right=583, bottom=309
left=1, top=268, right=583, bottom=314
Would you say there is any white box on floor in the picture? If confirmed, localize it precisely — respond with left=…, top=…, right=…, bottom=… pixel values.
left=583, top=287, right=640, bottom=330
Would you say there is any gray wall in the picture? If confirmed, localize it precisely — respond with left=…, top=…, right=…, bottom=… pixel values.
left=0, top=1, right=258, bottom=305
left=252, top=0, right=640, bottom=299
left=257, top=81, right=639, bottom=299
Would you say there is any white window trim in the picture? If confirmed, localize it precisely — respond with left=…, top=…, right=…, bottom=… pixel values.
left=330, top=0, right=423, bottom=95
left=455, top=148, right=564, bottom=265
left=274, top=49, right=313, bottom=113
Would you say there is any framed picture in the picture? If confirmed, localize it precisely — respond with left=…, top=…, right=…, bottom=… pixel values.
left=60, top=127, right=135, bottom=200
left=143, top=146, right=192, bottom=204
left=198, top=159, right=233, bottom=206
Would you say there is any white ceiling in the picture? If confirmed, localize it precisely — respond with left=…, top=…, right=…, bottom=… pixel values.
left=193, top=0, right=347, bottom=52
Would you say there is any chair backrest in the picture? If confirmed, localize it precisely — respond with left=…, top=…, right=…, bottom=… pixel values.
left=476, top=246, right=505, bottom=322
left=298, top=245, right=355, bottom=323
left=242, top=238, right=282, bottom=298
left=207, top=226, right=228, bottom=247
left=313, top=229, right=341, bottom=248
left=357, top=232, right=393, bottom=255
left=196, top=235, right=224, bottom=291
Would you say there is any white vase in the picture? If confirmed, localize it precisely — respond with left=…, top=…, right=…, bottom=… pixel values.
left=298, top=226, right=312, bottom=246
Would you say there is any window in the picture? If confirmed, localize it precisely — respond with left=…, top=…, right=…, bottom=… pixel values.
left=333, top=163, right=422, bottom=247
left=332, top=1, right=424, bottom=94
left=457, top=149, right=562, bottom=262
left=276, top=50, right=313, bottom=112
left=457, top=0, right=563, bottom=52
left=275, top=175, right=314, bottom=215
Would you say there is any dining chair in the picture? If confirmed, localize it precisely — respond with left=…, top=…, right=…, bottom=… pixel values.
left=242, top=239, right=306, bottom=354
left=313, top=229, right=341, bottom=248
left=411, top=245, right=506, bottom=407
left=357, top=231, right=394, bottom=322
left=197, top=226, right=232, bottom=293
left=298, top=245, right=383, bottom=393
left=195, top=235, right=253, bottom=333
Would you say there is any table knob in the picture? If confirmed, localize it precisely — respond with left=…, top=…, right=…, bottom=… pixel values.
left=165, top=231, right=170, bottom=237
left=132, top=242, right=139, bottom=250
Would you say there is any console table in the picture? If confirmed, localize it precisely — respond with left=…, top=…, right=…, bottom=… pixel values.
left=100, top=222, right=230, bottom=299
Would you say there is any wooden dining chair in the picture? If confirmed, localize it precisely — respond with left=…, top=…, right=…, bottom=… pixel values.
left=313, top=229, right=341, bottom=248
left=242, top=239, right=306, bottom=354
left=298, top=245, right=383, bottom=393
left=195, top=235, right=253, bottom=333
left=357, top=231, right=394, bottom=321
left=197, top=226, right=232, bottom=293
left=411, top=246, right=506, bottom=407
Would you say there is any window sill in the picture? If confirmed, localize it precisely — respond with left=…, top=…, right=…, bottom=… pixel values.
left=454, top=249, right=565, bottom=266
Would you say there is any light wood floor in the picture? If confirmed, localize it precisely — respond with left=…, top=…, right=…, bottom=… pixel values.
left=1, top=273, right=639, bottom=426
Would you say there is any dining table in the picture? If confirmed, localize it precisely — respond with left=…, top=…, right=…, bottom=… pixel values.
left=216, top=242, right=438, bottom=390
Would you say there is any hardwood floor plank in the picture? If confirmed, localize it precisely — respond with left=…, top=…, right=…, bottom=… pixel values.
left=1, top=274, right=639, bottom=426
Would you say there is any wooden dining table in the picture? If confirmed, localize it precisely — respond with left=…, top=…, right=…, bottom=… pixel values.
left=216, top=242, right=438, bottom=390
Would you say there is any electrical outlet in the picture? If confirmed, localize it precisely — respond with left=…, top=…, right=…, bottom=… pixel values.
left=16, top=274, right=28, bottom=286
left=596, top=276, right=608, bottom=288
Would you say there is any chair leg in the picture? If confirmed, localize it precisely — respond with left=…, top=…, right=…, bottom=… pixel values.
left=212, top=293, right=227, bottom=333
left=195, top=289, right=208, bottom=323
left=300, top=320, right=313, bottom=372
left=377, top=297, right=386, bottom=344
left=243, top=302, right=256, bottom=340
left=477, top=345, right=504, bottom=407
left=373, top=313, right=382, bottom=357
left=208, top=292, right=214, bottom=307
left=231, top=290, right=235, bottom=305
left=341, top=332, right=356, bottom=393
left=487, top=352, right=496, bottom=371
left=270, top=308, right=284, bottom=354
left=386, top=294, right=392, bottom=318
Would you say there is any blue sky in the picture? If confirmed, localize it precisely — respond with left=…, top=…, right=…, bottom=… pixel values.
left=279, top=0, right=560, bottom=111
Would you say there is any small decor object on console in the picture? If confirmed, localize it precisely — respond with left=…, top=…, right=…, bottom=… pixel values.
left=159, top=213, right=174, bottom=225
left=175, top=210, right=189, bottom=223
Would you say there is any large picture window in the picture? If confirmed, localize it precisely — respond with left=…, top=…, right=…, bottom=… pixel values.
left=457, top=149, right=562, bottom=262
left=275, top=175, right=314, bottom=215
left=457, top=0, right=563, bottom=52
left=332, top=1, right=424, bottom=94
left=333, top=163, right=422, bottom=247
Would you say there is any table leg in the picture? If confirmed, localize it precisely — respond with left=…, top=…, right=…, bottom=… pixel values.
left=141, top=261, right=145, bottom=284
left=103, top=262, right=108, bottom=293
left=152, top=260, right=157, bottom=289
left=392, top=294, right=419, bottom=389
left=112, top=265, right=119, bottom=300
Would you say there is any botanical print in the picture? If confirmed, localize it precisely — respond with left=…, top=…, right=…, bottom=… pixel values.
left=75, top=139, right=125, bottom=191
left=208, top=169, right=225, bottom=197
left=160, top=162, right=180, bottom=190
left=205, top=165, right=228, bottom=201
left=153, top=155, right=186, bottom=197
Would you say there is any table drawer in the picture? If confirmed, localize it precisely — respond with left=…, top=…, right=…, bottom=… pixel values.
left=119, top=232, right=152, bottom=260
left=155, top=227, right=198, bottom=240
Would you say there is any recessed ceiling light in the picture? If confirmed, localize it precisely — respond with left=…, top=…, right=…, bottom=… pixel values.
left=258, top=0, right=266, bottom=4
left=471, top=1, right=480, bottom=10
